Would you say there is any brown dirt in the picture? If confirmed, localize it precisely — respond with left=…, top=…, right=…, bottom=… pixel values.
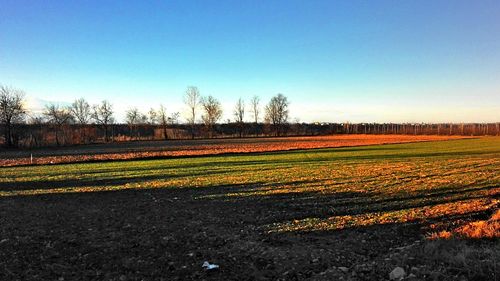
left=1, top=186, right=496, bottom=281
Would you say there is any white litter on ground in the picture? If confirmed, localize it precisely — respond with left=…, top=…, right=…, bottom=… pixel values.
left=202, top=261, right=219, bottom=270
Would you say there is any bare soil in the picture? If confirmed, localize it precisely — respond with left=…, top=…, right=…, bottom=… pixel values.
left=1, top=186, right=496, bottom=281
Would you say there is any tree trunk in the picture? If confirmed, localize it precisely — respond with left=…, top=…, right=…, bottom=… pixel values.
left=4, top=122, right=12, bottom=147
left=55, top=127, right=60, bottom=146
left=104, top=125, right=109, bottom=142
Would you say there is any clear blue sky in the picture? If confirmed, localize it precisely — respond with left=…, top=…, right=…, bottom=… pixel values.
left=1, top=0, right=499, bottom=123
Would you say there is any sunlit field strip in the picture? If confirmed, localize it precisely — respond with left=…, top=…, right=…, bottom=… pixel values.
left=0, top=135, right=470, bottom=167
left=266, top=198, right=499, bottom=233
left=1, top=136, right=499, bottom=232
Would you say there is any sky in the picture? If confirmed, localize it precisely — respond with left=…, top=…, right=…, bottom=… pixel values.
left=1, top=0, right=499, bottom=123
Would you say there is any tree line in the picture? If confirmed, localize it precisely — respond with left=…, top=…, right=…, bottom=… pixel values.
left=1, top=85, right=290, bottom=147
left=1, top=84, right=499, bottom=148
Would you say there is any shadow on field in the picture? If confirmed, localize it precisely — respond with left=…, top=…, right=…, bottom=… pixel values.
left=0, top=169, right=239, bottom=191
left=2, top=173, right=497, bottom=227
left=234, top=149, right=497, bottom=165
left=1, top=175, right=498, bottom=281
left=196, top=182, right=499, bottom=225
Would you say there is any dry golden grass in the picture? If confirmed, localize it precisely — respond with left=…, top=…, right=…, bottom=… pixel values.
left=429, top=209, right=500, bottom=239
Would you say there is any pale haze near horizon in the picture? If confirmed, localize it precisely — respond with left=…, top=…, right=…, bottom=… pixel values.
left=1, top=1, right=499, bottom=124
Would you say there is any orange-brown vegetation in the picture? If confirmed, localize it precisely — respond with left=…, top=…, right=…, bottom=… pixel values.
left=0, top=134, right=468, bottom=167
left=429, top=209, right=500, bottom=239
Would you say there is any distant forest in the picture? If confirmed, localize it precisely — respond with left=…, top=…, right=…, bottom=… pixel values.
left=1, top=85, right=499, bottom=148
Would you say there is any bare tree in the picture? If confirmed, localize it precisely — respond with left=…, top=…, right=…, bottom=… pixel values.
left=169, top=111, right=180, bottom=139
left=201, top=95, right=223, bottom=138
left=70, top=98, right=91, bottom=143
left=265, top=93, right=289, bottom=136
left=71, top=98, right=91, bottom=124
left=148, top=108, right=158, bottom=125
left=169, top=112, right=180, bottom=125
left=184, top=86, right=200, bottom=139
left=44, top=104, right=73, bottom=146
left=250, top=95, right=260, bottom=136
left=138, top=113, right=148, bottom=124
left=157, top=104, right=168, bottom=140
left=125, top=107, right=139, bottom=124
left=26, top=113, right=45, bottom=147
left=233, top=98, right=245, bottom=138
left=126, top=107, right=145, bottom=140
left=0, top=85, right=26, bottom=147
left=250, top=95, right=260, bottom=123
left=92, top=100, right=114, bottom=142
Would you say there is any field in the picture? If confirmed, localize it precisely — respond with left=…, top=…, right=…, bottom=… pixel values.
left=0, top=137, right=499, bottom=280
left=0, top=134, right=467, bottom=166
